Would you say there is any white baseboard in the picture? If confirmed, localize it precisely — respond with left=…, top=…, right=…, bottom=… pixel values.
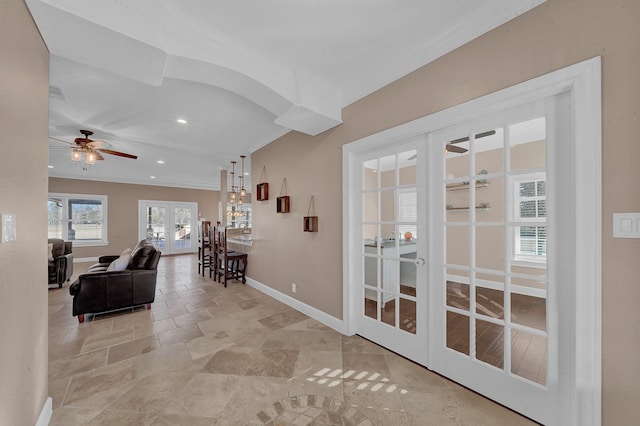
left=74, top=257, right=98, bottom=263
left=35, top=397, right=52, bottom=426
left=246, top=276, right=346, bottom=334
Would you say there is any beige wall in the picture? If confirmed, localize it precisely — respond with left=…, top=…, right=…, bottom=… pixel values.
left=49, top=178, right=220, bottom=258
left=251, top=1, right=640, bottom=424
left=0, top=0, right=50, bottom=423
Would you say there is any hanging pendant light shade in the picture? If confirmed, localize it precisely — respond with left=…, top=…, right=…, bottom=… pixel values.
left=85, top=151, right=97, bottom=165
left=71, top=149, right=82, bottom=162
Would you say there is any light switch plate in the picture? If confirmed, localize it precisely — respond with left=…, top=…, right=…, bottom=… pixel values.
left=613, top=213, right=640, bottom=238
left=1, top=213, right=16, bottom=243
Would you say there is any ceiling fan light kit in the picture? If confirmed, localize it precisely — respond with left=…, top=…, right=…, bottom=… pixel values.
left=60, top=129, right=138, bottom=166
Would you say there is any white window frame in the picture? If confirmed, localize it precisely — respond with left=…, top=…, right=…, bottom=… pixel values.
left=48, top=193, right=108, bottom=246
left=511, top=172, right=546, bottom=267
left=398, top=188, right=417, bottom=240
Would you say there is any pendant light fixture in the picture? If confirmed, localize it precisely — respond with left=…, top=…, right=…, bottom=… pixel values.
left=229, top=160, right=237, bottom=204
left=240, top=155, right=247, bottom=197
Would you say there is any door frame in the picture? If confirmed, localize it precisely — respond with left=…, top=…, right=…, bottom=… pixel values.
left=342, top=57, right=601, bottom=424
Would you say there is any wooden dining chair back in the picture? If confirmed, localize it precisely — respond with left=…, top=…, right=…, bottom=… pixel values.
left=198, top=220, right=212, bottom=276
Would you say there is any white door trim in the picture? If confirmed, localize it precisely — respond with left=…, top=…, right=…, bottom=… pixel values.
left=342, top=56, right=601, bottom=424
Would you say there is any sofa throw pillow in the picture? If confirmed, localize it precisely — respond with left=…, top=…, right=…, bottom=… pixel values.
left=47, top=243, right=54, bottom=262
left=107, top=253, right=130, bottom=272
left=128, top=239, right=156, bottom=269
left=120, top=247, right=132, bottom=257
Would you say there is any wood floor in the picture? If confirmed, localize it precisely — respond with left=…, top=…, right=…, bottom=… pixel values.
left=365, top=283, right=547, bottom=386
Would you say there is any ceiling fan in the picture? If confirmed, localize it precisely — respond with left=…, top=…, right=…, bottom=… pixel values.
left=51, top=130, right=137, bottom=164
left=406, top=130, right=497, bottom=160
left=445, top=130, right=497, bottom=154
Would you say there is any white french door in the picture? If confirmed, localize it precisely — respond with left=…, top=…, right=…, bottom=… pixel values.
left=344, top=59, right=601, bottom=425
left=350, top=137, right=428, bottom=365
left=138, top=200, right=198, bottom=255
left=427, top=95, right=569, bottom=424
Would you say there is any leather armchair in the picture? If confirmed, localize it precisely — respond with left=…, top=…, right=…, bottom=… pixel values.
left=48, top=238, right=73, bottom=288
left=69, top=240, right=161, bottom=323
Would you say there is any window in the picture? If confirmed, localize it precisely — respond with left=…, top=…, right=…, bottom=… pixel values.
left=48, top=193, right=108, bottom=245
left=398, top=189, right=417, bottom=239
left=226, top=204, right=252, bottom=229
left=512, top=173, right=546, bottom=264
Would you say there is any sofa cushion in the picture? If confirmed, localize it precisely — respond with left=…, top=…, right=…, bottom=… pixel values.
left=48, top=243, right=54, bottom=262
left=128, top=240, right=157, bottom=270
left=107, top=253, right=131, bottom=272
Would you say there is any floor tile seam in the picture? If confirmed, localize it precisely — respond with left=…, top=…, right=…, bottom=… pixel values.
left=79, top=333, right=137, bottom=355
left=56, top=375, right=73, bottom=410
left=132, top=319, right=177, bottom=340
left=49, top=347, right=110, bottom=377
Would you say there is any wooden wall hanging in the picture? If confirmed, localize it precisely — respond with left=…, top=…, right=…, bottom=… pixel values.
left=304, top=195, right=318, bottom=232
left=256, top=166, right=269, bottom=201
left=276, top=178, right=290, bottom=213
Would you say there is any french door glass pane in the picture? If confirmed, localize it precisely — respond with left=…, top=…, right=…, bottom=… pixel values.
left=476, top=286, right=505, bottom=320
left=476, top=226, right=504, bottom=270
left=447, top=279, right=470, bottom=311
left=364, top=289, right=378, bottom=320
left=174, top=207, right=192, bottom=249
left=511, top=294, right=547, bottom=331
left=446, top=226, right=469, bottom=267
left=476, top=319, right=504, bottom=369
left=475, top=128, right=504, bottom=174
left=447, top=311, right=469, bottom=355
left=363, top=192, right=378, bottom=223
left=509, top=117, right=546, bottom=171
left=381, top=295, right=396, bottom=328
left=399, top=298, right=417, bottom=334
left=511, top=329, right=547, bottom=386
left=478, top=176, right=503, bottom=223
left=146, top=206, right=165, bottom=249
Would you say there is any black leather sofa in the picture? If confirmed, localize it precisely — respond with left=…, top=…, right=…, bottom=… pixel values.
left=48, top=238, right=73, bottom=288
left=69, top=240, right=161, bottom=323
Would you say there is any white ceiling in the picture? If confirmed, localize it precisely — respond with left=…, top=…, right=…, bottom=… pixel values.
left=28, top=0, right=545, bottom=190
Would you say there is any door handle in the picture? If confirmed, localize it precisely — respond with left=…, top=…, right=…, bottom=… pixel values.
left=415, top=258, right=425, bottom=265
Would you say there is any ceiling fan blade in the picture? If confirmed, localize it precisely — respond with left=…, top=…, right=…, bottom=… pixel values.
left=48, top=136, right=73, bottom=145
left=94, top=151, right=105, bottom=161
left=97, top=148, right=138, bottom=159
left=86, top=140, right=108, bottom=149
left=448, top=129, right=497, bottom=145
left=445, top=144, right=468, bottom=153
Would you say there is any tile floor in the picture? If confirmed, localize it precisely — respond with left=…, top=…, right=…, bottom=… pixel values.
left=48, top=254, right=536, bottom=425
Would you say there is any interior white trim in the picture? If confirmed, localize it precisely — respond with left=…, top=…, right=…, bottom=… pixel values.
left=246, top=277, right=346, bottom=335
left=342, top=56, right=601, bottom=425
left=35, top=397, right=52, bottom=426
left=74, top=257, right=99, bottom=263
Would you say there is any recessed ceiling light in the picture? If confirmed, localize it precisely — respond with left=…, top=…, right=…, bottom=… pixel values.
left=157, top=160, right=165, bottom=164
left=176, top=119, right=187, bottom=124
left=48, top=165, right=54, bottom=169
left=150, top=176, right=156, bottom=179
